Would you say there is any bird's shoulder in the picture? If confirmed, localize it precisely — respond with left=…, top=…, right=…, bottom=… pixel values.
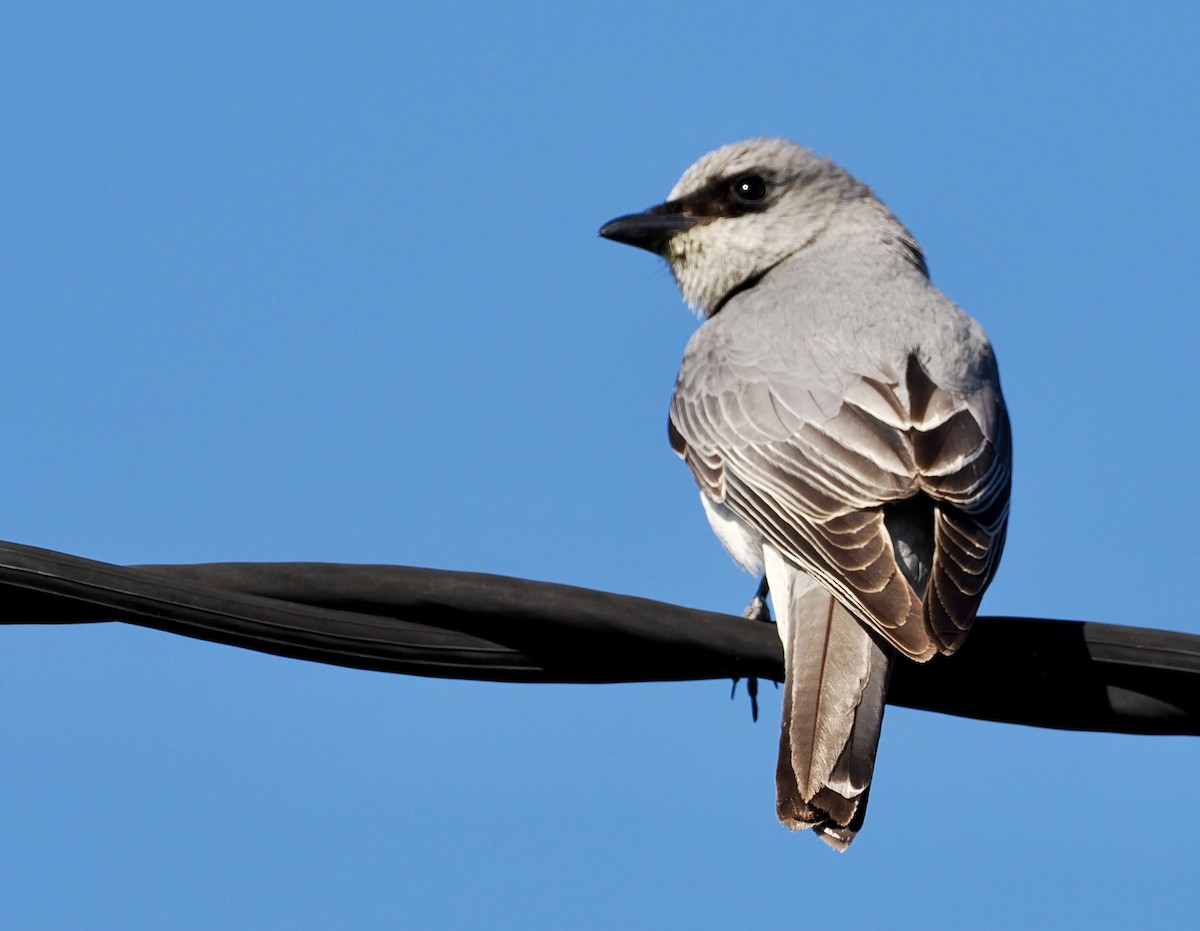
left=672, top=256, right=999, bottom=450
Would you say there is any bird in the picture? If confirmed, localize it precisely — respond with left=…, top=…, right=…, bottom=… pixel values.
left=599, top=138, right=1011, bottom=850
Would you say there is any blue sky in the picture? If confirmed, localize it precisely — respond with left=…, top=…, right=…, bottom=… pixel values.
left=2, top=1, right=1198, bottom=927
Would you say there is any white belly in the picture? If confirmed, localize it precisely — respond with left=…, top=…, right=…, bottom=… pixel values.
left=699, top=493, right=766, bottom=576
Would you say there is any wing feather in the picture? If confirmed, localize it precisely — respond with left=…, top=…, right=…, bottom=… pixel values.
left=671, top=345, right=1010, bottom=661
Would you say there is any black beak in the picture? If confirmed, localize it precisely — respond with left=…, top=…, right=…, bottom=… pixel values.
left=598, top=208, right=701, bottom=256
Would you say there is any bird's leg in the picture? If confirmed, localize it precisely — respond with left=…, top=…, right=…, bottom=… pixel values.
left=743, top=574, right=771, bottom=622
left=731, top=575, right=772, bottom=720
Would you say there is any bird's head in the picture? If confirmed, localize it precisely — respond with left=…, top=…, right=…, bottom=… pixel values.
left=600, top=138, right=878, bottom=317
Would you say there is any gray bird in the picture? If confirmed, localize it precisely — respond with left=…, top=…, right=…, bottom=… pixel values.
left=599, top=138, right=1011, bottom=849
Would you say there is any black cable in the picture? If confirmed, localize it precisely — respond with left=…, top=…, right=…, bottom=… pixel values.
left=2, top=540, right=1197, bottom=736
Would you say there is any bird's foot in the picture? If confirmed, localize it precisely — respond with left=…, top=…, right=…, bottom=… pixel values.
left=731, top=576, right=772, bottom=720
left=742, top=574, right=772, bottom=623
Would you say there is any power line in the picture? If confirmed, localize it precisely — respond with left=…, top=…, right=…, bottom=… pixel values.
left=2, top=540, right=1196, bottom=736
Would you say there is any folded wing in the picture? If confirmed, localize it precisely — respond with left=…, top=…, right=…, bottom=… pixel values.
left=670, top=349, right=1011, bottom=661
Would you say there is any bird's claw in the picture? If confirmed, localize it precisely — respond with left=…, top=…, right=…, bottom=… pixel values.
left=730, top=676, right=761, bottom=721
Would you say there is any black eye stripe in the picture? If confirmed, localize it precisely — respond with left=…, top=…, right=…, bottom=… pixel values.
left=659, top=172, right=773, bottom=219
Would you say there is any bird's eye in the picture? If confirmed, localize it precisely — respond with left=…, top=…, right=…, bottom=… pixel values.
left=730, top=174, right=768, bottom=204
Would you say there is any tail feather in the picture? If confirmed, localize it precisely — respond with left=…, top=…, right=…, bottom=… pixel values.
left=769, top=559, right=894, bottom=850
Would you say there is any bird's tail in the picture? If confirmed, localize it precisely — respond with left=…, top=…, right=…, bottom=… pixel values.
left=771, top=565, right=894, bottom=851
